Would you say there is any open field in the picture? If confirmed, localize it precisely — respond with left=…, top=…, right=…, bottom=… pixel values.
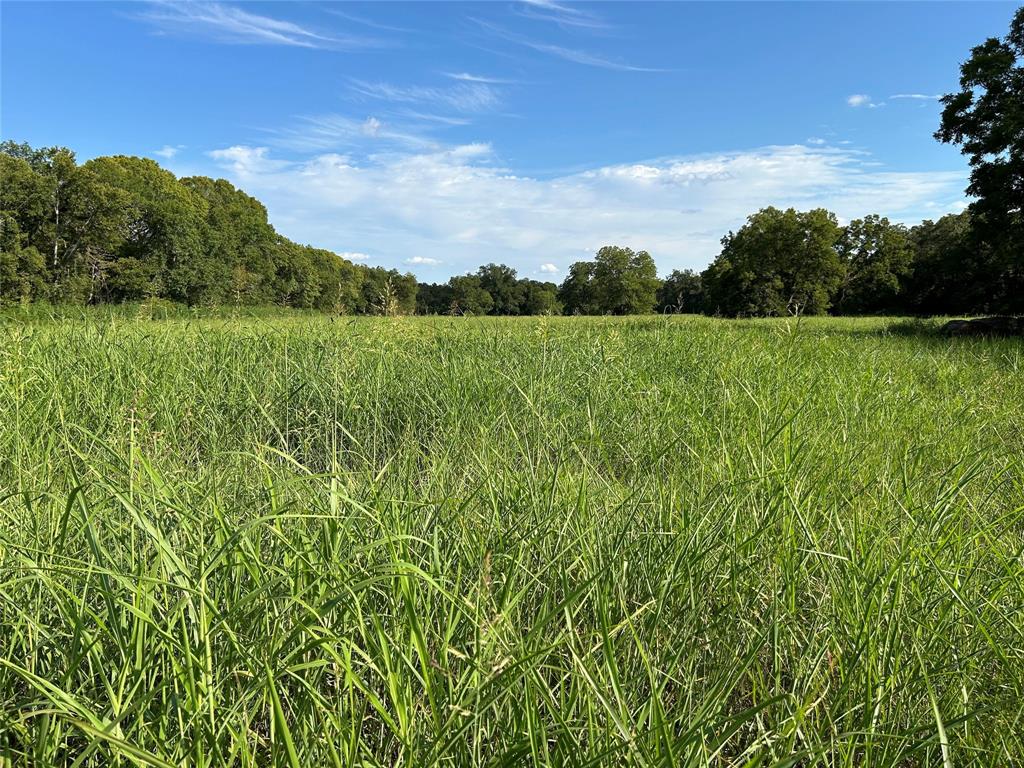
left=1, top=311, right=1022, bottom=766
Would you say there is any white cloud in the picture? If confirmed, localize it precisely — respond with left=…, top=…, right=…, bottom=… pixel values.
left=206, top=143, right=968, bottom=275
left=138, top=2, right=377, bottom=49
left=324, top=9, right=413, bottom=35
left=349, top=79, right=501, bottom=113
left=206, top=145, right=289, bottom=174
left=399, top=111, right=472, bottom=127
left=806, top=137, right=827, bottom=146
left=474, top=19, right=664, bottom=72
left=890, top=93, right=941, bottom=101
left=361, top=117, right=383, bottom=137
left=539, top=263, right=559, bottom=273
left=847, top=94, right=885, bottom=109
left=517, top=0, right=608, bottom=30
left=339, top=252, right=371, bottom=261
left=263, top=114, right=437, bottom=152
left=445, top=72, right=515, bottom=85
left=154, top=144, right=184, bottom=159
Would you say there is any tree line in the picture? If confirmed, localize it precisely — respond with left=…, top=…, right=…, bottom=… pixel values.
left=0, top=142, right=1003, bottom=317
left=1, top=7, right=1021, bottom=316
left=0, top=142, right=417, bottom=314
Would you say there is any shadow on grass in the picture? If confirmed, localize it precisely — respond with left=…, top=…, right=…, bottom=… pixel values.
left=876, top=316, right=1024, bottom=340
left=882, top=318, right=948, bottom=337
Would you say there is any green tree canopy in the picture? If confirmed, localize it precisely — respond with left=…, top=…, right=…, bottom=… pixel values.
left=520, top=279, right=561, bottom=315
left=936, top=6, right=1024, bottom=312
left=476, top=263, right=525, bottom=315
left=85, top=156, right=211, bottom=303
left=656, top=269, right=704, bottom=313
left=592, top=246, right=660, bottom=315
left=904, top=211, right=984, bottom=315
left=557, top=247, right=660, bottom=315
left=837, top=215, right=913, bottom=315
left=558, top=261, right=597, bottom=315
left=702, top=207, right=844, bottom=316
left=449, top=275, right=494, bottom=315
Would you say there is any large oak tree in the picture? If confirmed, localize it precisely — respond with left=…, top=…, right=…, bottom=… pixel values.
left=936, top=6, right=1024, bottom=312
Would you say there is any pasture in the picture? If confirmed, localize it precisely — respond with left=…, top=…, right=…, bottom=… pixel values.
left=1, top=311, right=1022, bottom=766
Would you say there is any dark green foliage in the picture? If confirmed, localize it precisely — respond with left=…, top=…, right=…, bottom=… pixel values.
left=702, top=207, right=844, bottom=316
left=557, top=246, right=659, bottom=315
left=416, top=281, right=455, bottom=314
left=592, top=246, right=660, bottom=314
left=181, top=176, right=279, bottom=305
left=558, top=260, right=598, bottom=314
left=476, top=262, right=525, bottom=314
left=903, top=211, right=986, bottom=315
left=0, top=213, right=46, bottom=303
left=519, top=279, right=561, bottom=315
left=448, top=274, right=494, bottom=315
left=86, top=156, right=212, bottom=303
left=656, top=268, right=704, bottom=313
left=0, top=134, right=1017, bottom=317
left=359, top=267, right=418, bottom=315
left=936, top=6, right=1024, bottom=312
left=837, top=215, right=913, bottom=315
left=418, top=266, right=561, bottom=315
left=0, top=141, right=413, bottom=313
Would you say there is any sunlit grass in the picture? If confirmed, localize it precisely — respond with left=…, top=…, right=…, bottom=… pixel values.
left=1, top=311, right=1022, bottom=766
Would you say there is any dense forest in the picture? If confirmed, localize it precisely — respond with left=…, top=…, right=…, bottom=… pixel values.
left=0, top=142, right=417, bottom=314
left=1, top=8, right=1021, bottom=316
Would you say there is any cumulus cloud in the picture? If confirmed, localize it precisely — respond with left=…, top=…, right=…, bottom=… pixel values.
left=847, top=94, right=885, bottom=108
left=539, top=263, right=559, bottom=273
left=206, top=145, right=290, bottom=174
left=339, top=252, right=371, bottom=261
left=361, top=117, right=383, bottom=137
left=154, top=144, right=184, bottom=159
left=206, top=142, right=968, bottom=275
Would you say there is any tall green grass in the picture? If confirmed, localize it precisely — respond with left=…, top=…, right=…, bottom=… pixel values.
left=1, top=312, right=1022, bottom=766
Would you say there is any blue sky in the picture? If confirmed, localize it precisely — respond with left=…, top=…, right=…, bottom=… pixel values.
left=1, top=1, right=1015, bottom=278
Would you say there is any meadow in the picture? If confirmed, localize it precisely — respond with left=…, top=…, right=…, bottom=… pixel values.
left=1, top=309, right=1022, bottom=767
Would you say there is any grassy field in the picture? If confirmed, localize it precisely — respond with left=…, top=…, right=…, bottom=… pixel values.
left=1, top=310, right=1022, bottom=766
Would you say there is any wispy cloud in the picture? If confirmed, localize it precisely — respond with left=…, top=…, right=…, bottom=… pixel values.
left=207, top=145, right=290, bottom=174
left=398, top=111, right=473, bottom=127
left=338, top=251, right=371, bottom=261
left=890, top=93, right=941, bottom=101
left=847, top=94, right=885, bottom=109
left=263, top=113, right=439, bottom=153
left=139, top=2, right=380, bottom=49
left=349, top=79, right=502, bottom=113
left=154, top=144, right=185, bottom=159
left=474, top=19, right=665, bottom=72
left=323, top=9, right=414, bottom=35
left=206, top=142, right=967, bottom=276
left=806, top=137, right=827, bottom=146
left=445, top=72, right=517, bottom=85
left=517, top=0, right=609, bottom=31
left=405, top=256, right=442, bottom=266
